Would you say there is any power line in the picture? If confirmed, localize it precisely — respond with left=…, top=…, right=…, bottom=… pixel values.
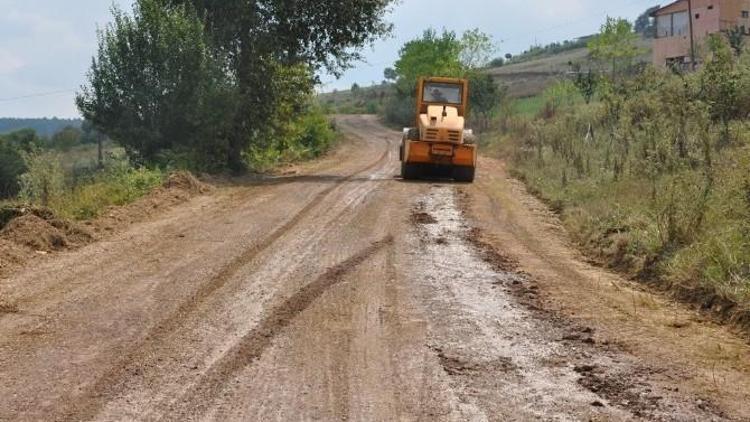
left=0, top=89, right=74, bottom=103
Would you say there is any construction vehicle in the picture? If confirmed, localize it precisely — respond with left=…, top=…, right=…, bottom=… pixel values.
left=399, top=77, right=477, bottom=182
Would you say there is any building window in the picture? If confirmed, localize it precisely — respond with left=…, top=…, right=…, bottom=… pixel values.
left=656, top=11, right=690, bottom=38
left=742, top=10, right=749, bottom=18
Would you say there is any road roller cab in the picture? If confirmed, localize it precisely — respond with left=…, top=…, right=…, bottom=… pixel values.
left=400, top=77, right=477, bottom=182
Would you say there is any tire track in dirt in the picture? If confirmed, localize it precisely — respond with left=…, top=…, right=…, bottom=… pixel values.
left=55, top=138, right=393, bottom=422
left=172, top=236, right=394, bottom=419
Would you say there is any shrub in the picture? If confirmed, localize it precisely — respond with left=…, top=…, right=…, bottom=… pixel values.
left=18, top=151, right=65, bottom=207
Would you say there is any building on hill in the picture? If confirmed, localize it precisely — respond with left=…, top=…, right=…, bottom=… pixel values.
left=652, top=0, right=750, bottom=68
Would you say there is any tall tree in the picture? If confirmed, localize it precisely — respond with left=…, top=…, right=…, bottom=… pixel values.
left=588, top=17, right=643, bottom=80
left=159, top=0, right=393, bottom=171
left=460, top=29, right=496, bottom=69
left=77, top=0, right=235, bottom=168
left=634, top=6, right=659, bottom=38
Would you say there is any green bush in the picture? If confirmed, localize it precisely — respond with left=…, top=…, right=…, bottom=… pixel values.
left=18, top=151, right=66, bottom=207
left=247, top=106, right=338, bottom=171
left=51, top=162, right=164, bottom=220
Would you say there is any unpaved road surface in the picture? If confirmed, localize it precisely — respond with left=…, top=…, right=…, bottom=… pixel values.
left=1, top=115, right=749, bottom=421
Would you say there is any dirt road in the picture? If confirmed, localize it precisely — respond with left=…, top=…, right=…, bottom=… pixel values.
left=1, top=115, right=749, bottom=421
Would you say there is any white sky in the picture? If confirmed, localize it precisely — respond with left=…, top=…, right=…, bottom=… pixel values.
left=0, top=0, right=659, bottom=118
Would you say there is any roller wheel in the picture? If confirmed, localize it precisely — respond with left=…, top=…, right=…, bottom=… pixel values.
left=453, top=167, right=475, bottom=183
left=401, top=163, right=421, bottom=180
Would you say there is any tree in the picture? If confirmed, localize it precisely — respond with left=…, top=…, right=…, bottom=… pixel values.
left=51, top=126, right=82, bottom=151
left=77, top=0, right=234, bottom=168
left=570, top=63, right=599, bottom=104
left=0, top=131, right=38, bottom=199
left=394, top=29, right=464, bottom=92
left=634, top=6, right=659, bottom=38
left=351, top=83, right=361, bottom=94
left=160, top=0, right=394, bottom=171
left=588, top=17, right=643, bottom=80
left=699, top=34, right=750, bottom=147
left=383, top=67, right=397, bottom=81
left=489, top=57, right=505, bottom=67
left=726, top=26, right=746, bottom=57
left=460, top=29, right=496, bottom=69
left=468, top=72, right=505, bottom=131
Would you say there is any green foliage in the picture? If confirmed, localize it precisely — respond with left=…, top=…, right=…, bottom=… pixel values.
left=699, top=35, right=750, bottom=147
left=385, top=28, right=501, bottom=128
left=19, top=151, right=66, bottom=207
left=486, top=44, right=750, bottom=324
left=55, top=165, right=164, bottom=221
left=394, top=29, right=465, bottom=91
left=247, top=105, right=337, bottom=171
left=77, top=0, right=234, bottom=167
left=460, top=28, right=496, bottom=69
left=634, top=6, right=659, bottom=38
left=0, top=130, right=42, bottom=199
left=51, top=126, right=83, bottom=151
left=160, top=0, right=393, bottom=171
left=79, top=0, right=392, bottom=172
left=468, top=72, right=506, bottom=129
left=588, top=17, right=643, bottom=79
left=726, top=26, right=746, bottom=56
left=571, top=63, right=600, bottom=104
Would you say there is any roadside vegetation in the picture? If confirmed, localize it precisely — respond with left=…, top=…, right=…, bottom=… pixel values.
left=484, top=17, right=750, bottom=327
left=1, top=0, right=392, bottom=227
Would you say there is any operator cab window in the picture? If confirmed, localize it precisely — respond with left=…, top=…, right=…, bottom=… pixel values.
left=423, top=83, right=462, bottom=105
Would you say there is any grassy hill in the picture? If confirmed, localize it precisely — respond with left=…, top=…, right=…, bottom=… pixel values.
left=318, top=84, right=390, bottom=115
left=489, top=38, right=653, bottom=98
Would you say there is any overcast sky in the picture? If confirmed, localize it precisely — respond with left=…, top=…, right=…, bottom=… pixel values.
left=0, top=0, right=659, bottom=118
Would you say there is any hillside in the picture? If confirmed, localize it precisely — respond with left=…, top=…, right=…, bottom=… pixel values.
left=0, top=118, right=82, bottom=137
left=489, top=38, right=653, bottom=97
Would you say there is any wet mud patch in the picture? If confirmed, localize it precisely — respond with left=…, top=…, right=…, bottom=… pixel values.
left=409, top=186, right=731, bottom=421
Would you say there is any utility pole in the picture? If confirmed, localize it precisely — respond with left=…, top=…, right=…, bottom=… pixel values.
left=688, top=0, right=697, bottom=69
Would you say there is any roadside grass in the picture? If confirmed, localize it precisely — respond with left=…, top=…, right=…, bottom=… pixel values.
left=484, top=70, right=750, bottom=331
left=490, top=132, right=750, bottom=328
left=513, top=96, right=545, bottom=118
left=50, top=165, right=165, bottom=220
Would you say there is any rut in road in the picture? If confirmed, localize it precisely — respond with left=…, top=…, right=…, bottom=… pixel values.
left=53, top=131, right=395, bottom=421
left=175, top=236, right=395, bottom=418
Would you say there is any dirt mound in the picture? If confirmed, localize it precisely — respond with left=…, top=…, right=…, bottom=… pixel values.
left=91, top=171, right=213, bottom=236
left=164, top=171, right=212, bottom=194
left=0, top=206, right=57, bottom=230
left=1, top=214, right=94, bottom=253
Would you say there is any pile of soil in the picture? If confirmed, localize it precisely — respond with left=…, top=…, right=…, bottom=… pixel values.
left=0, top=206, right=94, bottom=278
left=0, top=171, right=212, bottom=278
left=163, top=171, right=212, bottom=194
left=90, top=171, right=213, bottom=235
left=4, top=214, right=93, bottom=250
left=0, top=208, right=94, bottom=253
